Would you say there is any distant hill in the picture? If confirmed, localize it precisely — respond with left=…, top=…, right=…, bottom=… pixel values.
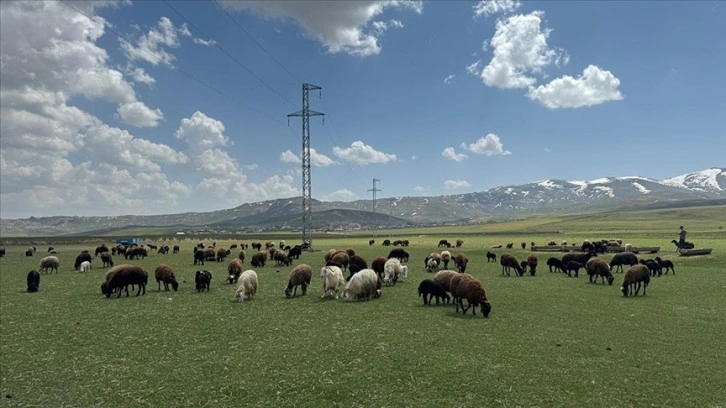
left=1, top=167, right=723, bottom=237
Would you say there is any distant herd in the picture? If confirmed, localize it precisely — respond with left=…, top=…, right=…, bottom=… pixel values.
left=2, top=236, right=684, bottom=317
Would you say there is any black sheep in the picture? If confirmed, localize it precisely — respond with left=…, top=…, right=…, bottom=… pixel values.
left=655, top=257, right=675, bottom=275
left=195, top=270, right=212, bottom=292
left=193, top=249, right=205, bottom=265
left=74, top=253, right=92, bottom=270
left=418, top=279, right=450, bottom=305
left=27, top=270, right=40, bottom=293
left=640, top=259, right=663, bottom=277
left=563, top=261, right=583, bottom=277
left=486, top=251, right=497, bottom=263
left=546, top=257, right=562, bottom=273
left=387, top=248, right=409, bottom=263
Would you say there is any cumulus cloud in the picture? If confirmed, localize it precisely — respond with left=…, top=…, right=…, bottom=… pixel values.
left=321, top=189, right=358, bottom=202
left=478, top=11, right=568, bottom=89
left=332, top=141, right=396, bottom=165
left=527, top=65, right=623, bottom=108
left=473, top=0, right=521, bottom=18
left=462, top=133, right=511, bottom=156
left=443, top=74, right=456, bottom=84
left=126, top=66, right=156, bottom=85
left=279, top=148, right=338, bottom=167
left=444, top=180, right=472, bottom=190
left=120, top=16, right=187, bottom=66
left=116, top=101, right=164, bottom=127
left=442, top=147, right=468, bottom=162
left=220, top=1, right=422, bottom=56
left=466, top=60, right=482, bottom=75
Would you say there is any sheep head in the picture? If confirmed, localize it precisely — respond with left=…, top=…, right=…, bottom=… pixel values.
left=481, top=301, right=492, bottom=318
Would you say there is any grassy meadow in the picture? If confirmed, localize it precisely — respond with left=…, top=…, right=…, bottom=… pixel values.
left=1, top=206, right=725, bottom=407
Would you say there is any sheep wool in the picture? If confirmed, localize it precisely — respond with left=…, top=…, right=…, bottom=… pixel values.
left=235, top=270, right=258, bottom=302
left=320, top=265, right=345, bottom=299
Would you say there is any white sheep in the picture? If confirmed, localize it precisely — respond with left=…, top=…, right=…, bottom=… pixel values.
left=440, top=250, right=452, bottom=269
left=343, top=269, right=380, bottom=301
left=79, top=260, right=92, bottom=273
left=38, top=256, right=60, bottom=274
left=426, top=258, right=439, bottom=273
left=320, top=265, right=345, bottom=299
left=383, top=258, right=404, bottom=286
left=235, top=269, right=258, bottom=302
left=624, top=243, right=633, bottom=253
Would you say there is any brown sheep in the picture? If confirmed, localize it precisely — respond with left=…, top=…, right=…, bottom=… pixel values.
left=432, top=270, right=458, bottom=293
left=216, top=248, right=228, bottom=262
left=500, top=254, right=524, bottom=277
left=238, top=250, right=246, bottom=263
left=586, top=258, right=614, bottom=285
left=526, top=254, right=538, bottom=276
left=324, top=249, right=338, bottom=263
left=454, top=252, right=468, bottom=273
left=103, top=264, right=148, bottom=298
left=100, top=252, right=114, bottom=267
left=227, top=258, right=244, bottom=284
left=284, top=264, right=312, bottom=298
left=440, top=250, right=451, bottom=269
left=621, top=264, right=651, bottom=296
left=273, top=250, right=291, bottom=267
left=455, top=239, right=464, bottom=247
left=154, top=264, right=179, bottom=291
left=329, top=251, right=350, bottom=271
left=251, top=252, right=267, bottom=268
left=451, top=274, right=491, bottom=317
left=370, top=256, right=387, bottom=279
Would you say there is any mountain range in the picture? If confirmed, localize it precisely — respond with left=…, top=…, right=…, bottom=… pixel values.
left=1, top=168, right=724, bottom=237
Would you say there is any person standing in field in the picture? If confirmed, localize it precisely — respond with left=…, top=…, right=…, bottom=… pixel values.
left=678, top=226, right=687, bottom=248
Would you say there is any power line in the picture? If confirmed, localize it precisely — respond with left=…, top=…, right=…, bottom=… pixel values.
left=59, top=0, right=291, bottom=129
left=162, top=0, right=299, bottom=109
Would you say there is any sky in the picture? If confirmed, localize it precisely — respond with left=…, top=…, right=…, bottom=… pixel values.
left=1, top=0, right=724, bottom=219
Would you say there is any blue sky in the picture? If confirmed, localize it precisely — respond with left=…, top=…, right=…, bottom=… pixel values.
left=1, top=0, right=724, bottom=219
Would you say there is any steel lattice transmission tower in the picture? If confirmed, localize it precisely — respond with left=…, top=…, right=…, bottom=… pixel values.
left=287, top=83, right=324, bottom=249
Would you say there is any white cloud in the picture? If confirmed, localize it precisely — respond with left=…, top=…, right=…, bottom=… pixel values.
left=116, top=101, right=164, bottom=127
left=279, top=148, right=338, bottom=167
left=443, top=74, right=456, bottom=84
left=413, top=186, right=426, bottom=193
left=193, top=37, right=216, bottom=46
left=466, top=60, right=482, bottom=75
left=126, top=66, right=156, bottom=85
left=120, top=16, right=186, bottom=66
left=442, top=147, right=468, bottom=162
left=332, top=141, right=396, bottom=165
left=527, top=65, right=623, bottom=108
left=473, top=0, right=521, bottom=18
left=220, top=1, right=422, bottom=57
left=480, top=11, right=567, bottom=89
left=444, top=180, right=472, bottom=190
left=321, top=189, right=358, bottom=202
left=175, top=111, right=230, bottom=150
left=463, top=133, right=511, bottom=156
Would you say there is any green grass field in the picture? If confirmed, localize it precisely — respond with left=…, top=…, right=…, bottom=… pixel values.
left=1, top=206, right=725, bottom=407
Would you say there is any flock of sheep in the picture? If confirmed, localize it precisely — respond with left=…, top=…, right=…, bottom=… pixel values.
left=12, top=236, right=679, bottom=314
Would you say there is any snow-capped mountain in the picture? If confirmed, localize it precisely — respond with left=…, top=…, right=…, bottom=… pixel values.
left=1, top=168, right=724, bottom=236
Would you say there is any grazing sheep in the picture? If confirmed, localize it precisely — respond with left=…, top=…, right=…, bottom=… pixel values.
left=526, top=254, right=538, bottom=276
left=343, top=269, right=380, bottom=301
left=521, top=242, right=527, bottom=249
left=74, top=253, right=92, bottom=270
left=235, top=270, right=258, bottom=302
left=227, top=259, right=244, bottom=284
left=655, top=257, right=675, bottom=275
left=671, top=239, right=694, bottom=250
left=39, top=256, right=60, bottom=274
left=382, top=239, right=391, bottom=246
left=100, top=252, right=114, bottom=267
left=506, top=243, right=514, bottom=249
left=456, top=239, right=464, bottom=248
left=561, top=251, right=596, bottom=269
left=345, top=248, right=356, bottom=257
left=103, top=265, right=148, bottom=298
left=451, top=274, right=491, bottom=317
left=285, top=264, right=312, bottom=298
left=640, top=259, right=663, bottom=277
left=621, top=264, right=651, bottom=296
left=418, top=279, right=450, bottom=305
left=273, top=250, right=292, bottom=267
left=172, top=245, right=180, bottom=254
left=486, top=251, right=497, bottom=263
left=426, top=257, right=439, bottom=273
left=520, top=260, right=529, bottom=272
left=250, top=252, right=267, bottom=268
left=348, top=255, right=368, bottom=277
left=79, top=260, right=92, bottom=273
left=327, top=251, right=350, bottom=271
left=370, top=256, right=387, bottom=280
left=387, top=248, right=409, bottom=263
left=500, top=254, right=525, bottom=277
left=155, top=264, right=179, bottom=291
left=287, top=246, right=302, bottom=260
left=320, top=265, right=346, bottom=299
left=369, top=239, right=375, bottom=246
left=195, top=270, right=212, bottom=292
left=94, top=245, right=109, bottom=256
left=251, top=242, right=262, bottom=251
left=425, top=252, right=442, bottom=268
left=563, top=261, right=584, bottom=277
left=455, top=252, right=468, bottom=273
left=432, top=270, right=458, bottom=294
left=193, top=249, right=206, bottom=265
left=437, top=239, right=450, bottom=248
left=383, top=258, right=404, bottom=286
left=217, top=248, right=229, bottom=262
left=0, top=247, right=5, bottom=257
left=27, top=270, right=40, bottom=293
left=546, top=257, right=562, bottom=273
left=609, top=253, right=638, bottom=273
left=440, top=250, right=452, bottom=269
left=586, top=258, right=614, bottom=285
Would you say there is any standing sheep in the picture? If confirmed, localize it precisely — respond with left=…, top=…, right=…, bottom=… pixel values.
left=320, top=265, right=346, bottom=299
left=39, top=256, right=60, bottom=274
left=621, top=265, right=651, bottom=296
left=563, top=261, right=584, bottom=277
left=100, top=252, right=114, bottom=267
left=103, top=265, right=148, bottom=298
left=546, top=257, right=562, bottom=273
left=383, top=258, right=404, bottom=286
left=655, top=257, right=675, bottom=275
left=27, top=270, right=40, bottom=293
left=285, top=264, right=312, bottom=298
left=455, top=252, right=468, bottom=273
left=526, top=254, right=538, bottom=276
left=585, top=258, right=614, bottom=285
left=417, top=279, right=450, bottom=305
left=432, top=270, right=458, bottom=294
left=227, top=259, right=244, bottom=284
left=426, top=257, right=439, bottom=273
left=250, top=252, right=267, bottom=268
left=155, top=264, right=179, bottom=291
left=79, top=260, right=92, bottom=273
left=485, top=251, right=497, bottom=263
left=451, top=274, right=492, bottom=317
left=235, top=270, right=258, bottom=302
left=609, top=253, right=638, bottom=273
left=500, top=254, right=525, bottom=277
left=343, top=269, right=380, bottom=301
left=370, top=256, right=387, bottom=280
left=74, top=253, right=92, bottom=271
left=440, top=251, right=452, bottom=269
left=195, top=270, right=212, bottom=292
